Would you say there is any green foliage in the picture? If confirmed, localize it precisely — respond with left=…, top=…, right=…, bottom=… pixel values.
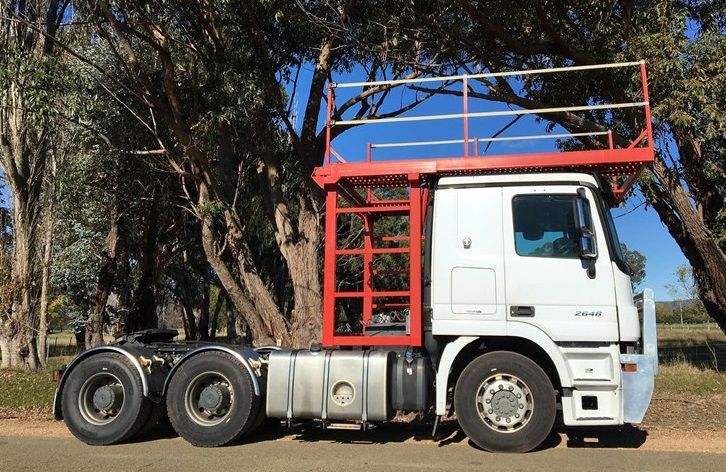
left=664, top=264, right=710, bottom=324
left=620, top=243, right=646, bottom=288
left=197, top=200, right=227, bottom=219
left=657, top=301, right=710, bottom=325
left=408, top=0, right=725, bottom=328
left=2, top=1, right=721, bottom=345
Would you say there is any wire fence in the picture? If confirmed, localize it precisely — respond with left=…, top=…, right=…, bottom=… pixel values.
left=2, top=327, right=724, bottom=372
left=46, top=335, right=83, bottom=359
left=658, top=344, right=726, bottom=371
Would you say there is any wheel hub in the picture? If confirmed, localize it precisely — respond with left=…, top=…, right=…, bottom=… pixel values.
left=476, top=374, right=533, bottom=432
left=198, top=384, right=231, bottom=413
left=78, top=372, right=125, bottom=426
left=185, top=372, right=235, bottom=426
left=490, top=389, right=519, bottom=417
left=92, top=384, right=123, bottom=411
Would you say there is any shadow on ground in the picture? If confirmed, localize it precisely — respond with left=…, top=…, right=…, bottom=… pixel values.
left=559, top=425, right=648, bottom=449
left=131, top=416, right=648, bottom=452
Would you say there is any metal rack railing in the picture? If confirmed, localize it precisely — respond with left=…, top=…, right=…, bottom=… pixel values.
left=324, top=60, right=653, bottom=164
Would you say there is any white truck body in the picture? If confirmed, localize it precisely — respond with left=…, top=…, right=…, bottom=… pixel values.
left=431, top=173, right=657, bottom=426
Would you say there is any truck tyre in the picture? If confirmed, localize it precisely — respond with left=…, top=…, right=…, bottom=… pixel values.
left=454, top=351, right=556, bottom=453
left=61, top=352, right=152, bottom=445
left=166, top=351, right=262, bottom=447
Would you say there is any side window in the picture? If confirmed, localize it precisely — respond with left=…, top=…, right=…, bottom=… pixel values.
left=512, top=195, right=588, bottom=259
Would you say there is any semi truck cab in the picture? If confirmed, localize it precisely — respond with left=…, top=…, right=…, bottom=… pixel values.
left=429, top=173, right=657, bottom=435
left=54, top=61, right=658, bottom=453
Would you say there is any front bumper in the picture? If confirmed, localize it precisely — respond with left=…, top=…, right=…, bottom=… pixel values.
left=620, top=288, right=658, bottom=423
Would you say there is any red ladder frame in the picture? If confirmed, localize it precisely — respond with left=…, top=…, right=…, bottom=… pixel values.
left=313, top=62, right=655, bottom=348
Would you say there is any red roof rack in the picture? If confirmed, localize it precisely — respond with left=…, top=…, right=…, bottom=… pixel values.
left=313, top=61, right=655, bottom=347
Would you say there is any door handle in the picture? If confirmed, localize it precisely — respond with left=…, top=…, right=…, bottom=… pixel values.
left=510, top=306, right=535, bottom=317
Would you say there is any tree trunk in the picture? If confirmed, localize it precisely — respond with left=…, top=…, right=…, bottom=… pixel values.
left=180, top=300, right=197, bottom=341
left=195, top=278, right=210, bottom=341
left=643, top=159, right=726, bottom=332
left=226, top=304, right=238, bottom=343
left=197, top=183, right=278, bottom=346
left=284, top=203, right=323, bottom=348
left=0, top=189, right=42, bottom=370
left=0, top=0, right=68, bottom=370
left=128, top=193, right=160, bottom=332
left=0, top=87, right=45, bottom=369
left=37, top=202, right=54, bottom=367
left=209, top=290, right=226, bottom=341
left=86, top=202, right=121, bottom=348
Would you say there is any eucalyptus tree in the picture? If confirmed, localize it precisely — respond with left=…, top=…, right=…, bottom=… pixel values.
left=0, top=0, right=70, bottom=368
left=411, top=0, right=726, bottom=331
left=67, top=0, right=444, bottom=347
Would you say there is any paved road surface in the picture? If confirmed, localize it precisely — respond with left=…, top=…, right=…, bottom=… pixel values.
left=1, top=423, right=724, bottom=472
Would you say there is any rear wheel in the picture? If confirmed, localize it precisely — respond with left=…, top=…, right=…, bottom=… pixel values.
left=454, top=351, right=556, bottom=453
left=166, top=351, right=262, bottom=447
left=61, top=352, right=152, bottom=445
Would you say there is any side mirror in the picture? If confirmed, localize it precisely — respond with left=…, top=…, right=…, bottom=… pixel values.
left=575, top=192, right=597, bottom=260
left=579, top=231, right=597, bottom=260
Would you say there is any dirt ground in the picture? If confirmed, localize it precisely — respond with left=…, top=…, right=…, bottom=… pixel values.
left=643, top=394, right=726, bottom=432
left=3, top=395, right=726, bottom=455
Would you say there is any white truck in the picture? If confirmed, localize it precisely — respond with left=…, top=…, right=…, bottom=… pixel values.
left=53, top=61, right=658, bottom=453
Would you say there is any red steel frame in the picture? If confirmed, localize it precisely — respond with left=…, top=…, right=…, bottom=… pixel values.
left=313, top=62, right=655, bottom=348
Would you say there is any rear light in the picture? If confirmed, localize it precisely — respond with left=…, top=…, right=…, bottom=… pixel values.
left=622, top=363, right=638, bottom=373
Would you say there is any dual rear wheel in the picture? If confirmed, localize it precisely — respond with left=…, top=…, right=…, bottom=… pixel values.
left=61, top=353, right=152, bottom=445
left=61, top=351, right=264, bottom=447
left=166, top=351, right=263, bottom=447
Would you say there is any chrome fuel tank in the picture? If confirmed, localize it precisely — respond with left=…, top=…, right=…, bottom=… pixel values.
left=266, top=349, right=395, bottom=422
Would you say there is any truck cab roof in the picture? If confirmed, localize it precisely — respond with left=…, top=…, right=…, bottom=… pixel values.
left=437, top=172, right=601, bottom=189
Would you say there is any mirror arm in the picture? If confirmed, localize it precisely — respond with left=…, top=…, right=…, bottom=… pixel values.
left=586, top=259, right=596, bottom=279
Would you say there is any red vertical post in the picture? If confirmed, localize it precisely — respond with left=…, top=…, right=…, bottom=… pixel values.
left=639, top=61, right=654, bottom=149
left=463, top=76, right=469, bottom=158
left=362, top=215, right=374, bottom=326
left=325, top=84, right=333, bottom=165
left=474, top=137, right=479, bottom=156
left=607, top=130, right=614, bottom=149
left=408, top=174, right=423, bottom=347
left=322, top=187, right=338, bottom=346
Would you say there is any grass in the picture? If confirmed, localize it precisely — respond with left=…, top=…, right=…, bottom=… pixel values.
left=1, top=326, right=725, bottom=420
left=0, top=357, right=68, bottom=415
left=655, top=361, right=726, bottom=396
left=47, top=331, right=115, bottom=345
left=657, top=323, right=726, bottom=346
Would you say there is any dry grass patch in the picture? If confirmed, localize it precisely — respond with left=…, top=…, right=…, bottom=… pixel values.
left=657, top=324, right=726, bottom=346
left=655, top=361, right=726, bottom=395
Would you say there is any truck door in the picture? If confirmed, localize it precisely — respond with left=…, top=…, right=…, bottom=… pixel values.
left=430, top=186, right=507, bottom=335
left=502, top=185, right=619, bottom=342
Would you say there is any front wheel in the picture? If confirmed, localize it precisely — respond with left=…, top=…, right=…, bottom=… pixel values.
left=454, top=351, right=556, bottom=453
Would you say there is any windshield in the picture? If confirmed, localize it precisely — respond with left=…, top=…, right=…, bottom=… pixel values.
left=603, top=206, right=625, bottom=262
